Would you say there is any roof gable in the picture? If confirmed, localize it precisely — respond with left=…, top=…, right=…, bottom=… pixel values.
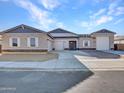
left=49, top=28, right=77, bottom=35
left=92, top=29, right=116, bottom=34
left=0, top=24, right=46, bottom=34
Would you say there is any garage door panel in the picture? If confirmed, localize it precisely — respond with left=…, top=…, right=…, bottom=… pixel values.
left=54, top=41, right=64, bottom=50
left=96, top=37, right=109, bottom=50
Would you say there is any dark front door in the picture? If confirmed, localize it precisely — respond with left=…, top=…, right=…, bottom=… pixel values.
left=69, top=41, right=76, bottom=50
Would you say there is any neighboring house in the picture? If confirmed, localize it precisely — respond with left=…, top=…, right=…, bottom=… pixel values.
left=0, top=24, right=116, bottom=53
left=114, top=36, right=124, bottom=44
left=114, top=36, right=124, bottom=50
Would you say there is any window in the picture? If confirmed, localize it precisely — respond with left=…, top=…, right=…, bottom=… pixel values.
left=83, top=40, right=90, bottom=47
left=10, top=38, right=20, bottom=47
left=30, top=38, right=36, bottom=47
left=27, top=37, right=38, bottom=47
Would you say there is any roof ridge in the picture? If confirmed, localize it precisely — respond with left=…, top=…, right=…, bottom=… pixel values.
left=0, top=24, right=46, bottom=34
left=49, top=28, right=77, bottom=35
left=91, top=29, right=116, bottom=34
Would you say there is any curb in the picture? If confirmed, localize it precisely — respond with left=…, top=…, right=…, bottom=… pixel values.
left=0, top=67, right=124, bottom=71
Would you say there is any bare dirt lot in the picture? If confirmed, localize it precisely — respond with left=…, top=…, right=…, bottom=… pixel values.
left=0, top=53, right=58, bottom=62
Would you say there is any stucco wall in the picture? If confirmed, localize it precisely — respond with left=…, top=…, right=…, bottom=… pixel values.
left=1, top=33, right=50, bottom=50
left=78, top=37, right=96, bottom=49
left=109, top=35, right=114, bottom=49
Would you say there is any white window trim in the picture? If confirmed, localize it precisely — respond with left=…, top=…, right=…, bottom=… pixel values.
left=27, top=37, right=38, bottom=47
left=83, top=40, right=90, bottom=47
left=9, top=37, right=20, bottom=47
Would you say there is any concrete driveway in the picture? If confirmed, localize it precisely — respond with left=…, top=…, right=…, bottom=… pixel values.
left=0, top=50, right=124, bottom=71
left=75, top=50, right=124, bottom=70
left=0, top=51, right=88, bottom=70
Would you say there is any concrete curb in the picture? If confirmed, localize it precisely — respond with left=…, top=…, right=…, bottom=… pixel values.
left=0, top=67, right=124, bottom=71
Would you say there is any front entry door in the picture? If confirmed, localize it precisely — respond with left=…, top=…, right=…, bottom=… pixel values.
left=69, top=41, right=76, bottom=50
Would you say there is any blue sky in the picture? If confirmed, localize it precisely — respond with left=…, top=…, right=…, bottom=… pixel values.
left=0, top=0, right=124, bottom=35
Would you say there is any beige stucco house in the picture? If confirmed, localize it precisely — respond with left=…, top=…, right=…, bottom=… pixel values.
left=0, top=24, right=116, bottom=53
left=114, top=36, right=124, bottom=50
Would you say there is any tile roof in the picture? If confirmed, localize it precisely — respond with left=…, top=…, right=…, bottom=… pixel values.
left=92, top=29, right=116, bottom=34
left=0, top=24, right=46, bottom=34
left=49, top=28, right=77, bottom=35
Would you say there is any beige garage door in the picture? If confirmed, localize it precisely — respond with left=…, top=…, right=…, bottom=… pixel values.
left=54, top=41, right=64, bottom=50
left=96, top=37, right=109, bottom=50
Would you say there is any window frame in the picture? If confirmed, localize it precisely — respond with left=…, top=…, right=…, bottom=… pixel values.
left=27, top=37, right=38, bottom=47
left=9, top=37, right=20, bottom=47
left=83, top=40, right=90, bottom=47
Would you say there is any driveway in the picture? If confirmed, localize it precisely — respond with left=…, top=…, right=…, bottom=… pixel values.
left=0, top=50, right=124, bottom=71
left=75, top=50, right=124, bottom=70
left=0, top=51, right=89, bottom=70
left=103, top=50, right=124, bottom=58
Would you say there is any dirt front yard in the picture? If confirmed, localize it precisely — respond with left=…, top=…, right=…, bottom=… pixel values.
left=0, top=53, right=58, bottom=62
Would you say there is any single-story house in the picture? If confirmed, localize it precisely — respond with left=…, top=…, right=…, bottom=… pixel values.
left=114, top=36, right=124, bottom=44
left=0, top=24, right=116, bottom=53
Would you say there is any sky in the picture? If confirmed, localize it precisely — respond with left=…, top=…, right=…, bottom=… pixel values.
left=0, top=0, right=124, bottom=35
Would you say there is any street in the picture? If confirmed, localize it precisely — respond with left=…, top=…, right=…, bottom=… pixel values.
left=0, top=70, right=124, bottom=93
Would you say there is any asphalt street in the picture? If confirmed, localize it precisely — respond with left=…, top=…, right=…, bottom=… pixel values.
left=0, top=70, right=124, bottom=93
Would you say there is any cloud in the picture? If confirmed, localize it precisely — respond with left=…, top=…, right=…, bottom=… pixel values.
left=14, top=0, right=55, bottom=29
left=80, top=0, right=124, bottom=30
left=108, top=1, right=118, bottom=15
left=56, top=22, right=66, bottom=28
left=0, top=0, right=65, bottom=29
left=81, top=15, right=113, bottom=30
left=108, top=0, right=124, bottom=16
left=81, top=7, right=112, bottom=30
left=80, top=21, right=94, bottom=30
left=96, top=15, right=113, bottom=25
left=39, top=0, right=60, bottom=10
left=114, top=18, right=124, bottom=24
left=90, top=8, right=106, bottom=19
left=115, top=6, right=124, bottom=16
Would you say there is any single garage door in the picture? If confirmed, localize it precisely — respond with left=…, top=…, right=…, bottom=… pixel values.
left=96, top=37, right=109, bottom=50
left=54, top=41, right=64, bottom=50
